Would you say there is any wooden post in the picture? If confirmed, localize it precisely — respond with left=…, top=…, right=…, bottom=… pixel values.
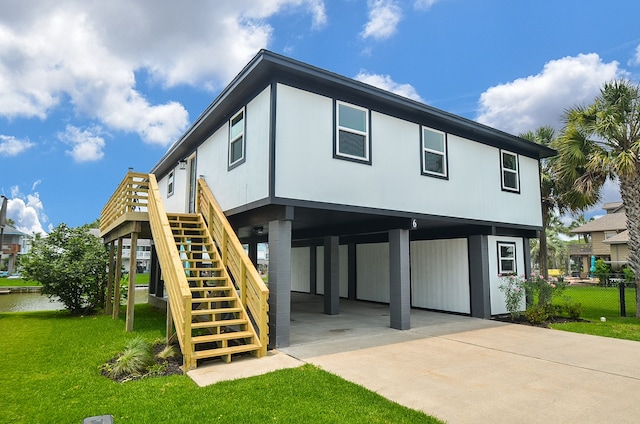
left=112, top=238, right=123, bottom=319
left=106, top=240, right=115, bottom=315
left=126, top=232, right=138, bottom=332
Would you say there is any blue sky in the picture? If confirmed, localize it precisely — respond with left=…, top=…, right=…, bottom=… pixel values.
left=2, top=0, right=639, bottom=234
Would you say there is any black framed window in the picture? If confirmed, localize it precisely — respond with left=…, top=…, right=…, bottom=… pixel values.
left=421, top=126, right=448, bottom=178
left=497, top=242, right=517, bottom=274
left=335, top=101, right=370, bottom=164
left=228, top=108, right=246, bottom=169
left=500, top=150, right=520, bottom=192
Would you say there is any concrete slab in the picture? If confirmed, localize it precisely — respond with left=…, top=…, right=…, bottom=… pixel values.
left=187, top=350, right=304, bottom=387
left=189, top=293, right=640, bottom=423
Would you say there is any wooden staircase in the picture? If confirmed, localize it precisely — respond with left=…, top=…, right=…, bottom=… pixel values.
left=168, top=213, right=262, bottom=365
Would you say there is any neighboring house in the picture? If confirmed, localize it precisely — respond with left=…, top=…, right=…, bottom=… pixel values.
left=143, top=50, right=554, bottom=348
left=570, top=202, right=628, bottom=273
left=0, top=226, right=30, bottom=275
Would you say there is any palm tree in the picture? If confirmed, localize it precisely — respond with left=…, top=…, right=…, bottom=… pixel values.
left=520, top=127, right=597, bottom=280
left=557, top=79, right=640, bottom=317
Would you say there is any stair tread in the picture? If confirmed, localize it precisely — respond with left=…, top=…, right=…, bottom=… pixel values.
left=191, top=318, right=248, bottom=329
left=191, top=296, right=236, bottom=303
left=192, top=331, right=254, bottom=344
left=189, top=286, right=231, bottom=292
left=191, top=307, right=242, bottom=315
left=192, top=343, right=261, bottom=359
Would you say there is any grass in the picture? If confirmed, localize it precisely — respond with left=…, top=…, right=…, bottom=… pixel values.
left=0, top=277, right=39, bottom=287
left=550, top=285, right=640, bottom=341
left=0, top=304, right=439, bottom=424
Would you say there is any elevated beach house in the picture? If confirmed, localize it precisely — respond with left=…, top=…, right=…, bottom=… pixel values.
left=100, top=50, right=554, bottom=369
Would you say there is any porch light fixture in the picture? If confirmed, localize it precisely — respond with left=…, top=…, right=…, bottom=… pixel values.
left=179, top=160, right=187, bottom=170
left=253, top=226, right=264, bottom=235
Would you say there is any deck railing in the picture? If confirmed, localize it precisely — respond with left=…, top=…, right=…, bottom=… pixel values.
left=146, top=174, right=193, bottom=368
left=100, top=172, right=150, bottom=237
left=196, top=178, right=269, bottom=356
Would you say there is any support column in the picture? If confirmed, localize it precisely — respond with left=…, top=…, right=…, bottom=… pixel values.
left=469, top=235, right=491, bottom=319
left=248, top=242, right=258, bottom=267
left=324, top=236, right=340, bottom=315
left=148, top=244, right=157, bottom=295
left=268, top=219, right=292, bottom=348
left=348, top=243, right=357, bottom=300
left=112, top=238, right=123, bottom=320
left=389, top=229, right=410, bottom=330
left=126, top=232, right=138, bottom=332
left=310, top=246, right=317, bottom=295
left=106, top=240, right=115, bottom=315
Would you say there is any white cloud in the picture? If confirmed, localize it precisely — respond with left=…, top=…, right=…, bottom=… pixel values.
left=5, top=185, right=47, bottom=235
left=0, top=1, right=326, bottom=146
left=414, top=0, right=439, bottom=10
left=476, top=53, right=621, bottom=135
left=361, top=0, right=402, bottom=40
left=59, top=125, right=105, bottom=162
left=0, top=135, right=34, bottom=156
left=354, top=71, right=424, bottom=102
left=630, top=43, right=640, bottom=66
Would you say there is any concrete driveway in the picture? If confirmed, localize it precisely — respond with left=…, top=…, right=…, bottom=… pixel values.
left=191, top=294, right=640, bottom=423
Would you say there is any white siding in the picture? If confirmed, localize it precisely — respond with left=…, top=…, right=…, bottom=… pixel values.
left=157, top=166, right=187, bottom=213
left=291, top=247, right=310, bottom=292
left=274, top=83, right=542, bottom=227
left=315, top=245, right=348, bottom=297
left=357, top=243, right=389, bottom=303
left=195, top=86, right=271, bottom=212
left=488, top=236, right=527, bottom=315
left=410, top=239, right=470, bottom=313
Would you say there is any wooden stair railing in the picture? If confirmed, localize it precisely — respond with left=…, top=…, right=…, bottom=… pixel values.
left=147, top=175, right=194, bottom=369
left=167, top=213, right=263, bottom=366
left=196, top=178, right=269, bottom=357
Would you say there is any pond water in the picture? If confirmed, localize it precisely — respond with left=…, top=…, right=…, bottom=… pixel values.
left=0, top=287, right=149, bottom=313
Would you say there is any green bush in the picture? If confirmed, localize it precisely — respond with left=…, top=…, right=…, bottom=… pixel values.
left=524, top=304, right=552, bottom=325
left=622, top=266, right=636, bottom=282
left=102, top=337, right=156, bottom=380
left=562, top=301, right=583, bottom=319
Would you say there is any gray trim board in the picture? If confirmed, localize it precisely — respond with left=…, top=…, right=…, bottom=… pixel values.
left=468, top=235, right=491, bottom=319
left=323, top=236, right=340, bottom=315
left=389, top=229, right=410, bottom=330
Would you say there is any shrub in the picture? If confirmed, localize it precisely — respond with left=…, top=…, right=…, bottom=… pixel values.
left=498, top=274, right=526, bottom=320
left=622, top=266, right=636, bottom=283
left=524, top=304, right=552, bottom=325
left=20, top=223, right=108, bottom=314
left=563, top=301, right=583, bottom=319
left=104, top=337, right=156, bottom=379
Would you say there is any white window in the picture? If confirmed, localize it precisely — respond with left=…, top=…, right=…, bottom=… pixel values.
left=335, top=101, right=370, bottom=163
left=498, top=242, right=517, bottom=274
left=421, top=127, right=447, bottom=178
left=229, top=108, right=245, bottom=169
left=167, top=171, right=174, bottom=197
left=501, top=150, right=519, bottom=192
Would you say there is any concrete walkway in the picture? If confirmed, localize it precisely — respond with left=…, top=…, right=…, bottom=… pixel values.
left=190, top=294, right=640, bottom=423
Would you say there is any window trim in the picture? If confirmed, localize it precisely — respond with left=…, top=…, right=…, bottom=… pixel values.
left=497, top=241, right=517, bottom=274
left=420, top=126, right=448, bottom=179
left=228, top=107, right=246, bottom=170
left=334, top=100, right=371, bottom=165
left=167, top=170, right=175, bottom=198
left=500, top=150, right=520, bottom=193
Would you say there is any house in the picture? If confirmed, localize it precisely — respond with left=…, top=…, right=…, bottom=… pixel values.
left=570, top=202, right=628, bottom=273
left=0, top=226, right=30, bottom=275
left=101, top=50, right=553, bottom=368
left=152, top=50, right=553, bottom=339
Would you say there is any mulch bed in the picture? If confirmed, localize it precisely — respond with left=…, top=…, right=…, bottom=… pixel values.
left=101, top=343, right=184, bottom=383
left=492, top=314, right=588, bottom=328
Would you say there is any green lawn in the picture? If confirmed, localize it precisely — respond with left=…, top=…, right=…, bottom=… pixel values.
left=0, top=304, right=439, bottom=424
left=551, top=285, right=640, bottom=341
left=0, top=277, right=39, bottom=287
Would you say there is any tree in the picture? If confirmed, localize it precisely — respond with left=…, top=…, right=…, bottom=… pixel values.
left=21, top=223, right=108, bottom=314
left=520, top=127, right=597, bottom=280
left=557, top=79, right=640, bottom=317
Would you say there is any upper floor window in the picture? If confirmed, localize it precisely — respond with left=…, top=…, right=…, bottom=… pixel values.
left=500, top=150, right=520, bottom=192
left=167, top=170, right=174, bottom=197
left=497, top=242, right=516, bottom=274
left=421, top=127, right=448, bottom=178
left=229, top=108, right=246, bottom=169
left=335, top=101, right=370, bottom=164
